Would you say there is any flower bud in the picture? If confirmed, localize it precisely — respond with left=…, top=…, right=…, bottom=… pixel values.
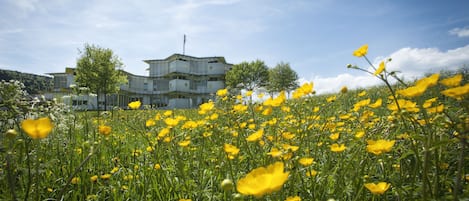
left=221, top=179, right=234, bottom=191
left=5, top=129, right=17, bottom=139
left=232, top=193, right=243, bottom=200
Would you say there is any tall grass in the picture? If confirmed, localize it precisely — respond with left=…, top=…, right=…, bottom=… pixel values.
left=1, top=47, right=468, bottom=200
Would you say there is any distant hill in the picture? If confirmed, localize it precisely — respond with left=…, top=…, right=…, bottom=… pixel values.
left=0, top=68, right=53, bottom=95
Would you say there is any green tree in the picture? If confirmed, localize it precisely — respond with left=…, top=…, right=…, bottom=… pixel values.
left=75, top=44, right=127, bottom=111
left=225, top=60, right=269, bottom=91
left=266, top=62, right=299, bottom=95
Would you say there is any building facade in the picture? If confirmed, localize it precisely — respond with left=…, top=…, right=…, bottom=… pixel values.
left=46, top=54, right=232, bottom=109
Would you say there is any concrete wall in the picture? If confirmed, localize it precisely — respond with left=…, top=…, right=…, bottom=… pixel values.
left=168, top=98, right=191, bottom=109
left=169, top=79, right=190, bottom=92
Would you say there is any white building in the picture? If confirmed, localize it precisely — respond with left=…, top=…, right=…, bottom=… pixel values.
left=46, top=54, right=232, bottom=109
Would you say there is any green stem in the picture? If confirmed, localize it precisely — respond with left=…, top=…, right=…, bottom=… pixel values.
left=454, top=141, right=465, bottom=200
left=422, top=146, right=430, bottom=201
left=35, top=141, right=40, bottom=201
left=5, top=145, right=17, bottom=200
left=57, top=149, right=96, bottom=200
left=24, top=139, right=31, bottom=201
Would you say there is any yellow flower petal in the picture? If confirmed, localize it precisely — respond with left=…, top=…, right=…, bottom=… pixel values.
left=364, top=182, right=391, bottom=195
left=21, top=117, right=53, bottom=139
left=128, top=100, right=141, bottom=109
left=374, top=61, right=385, bottom=75
left=353, top=44, right=368, bottom=57
left=237, top=162, right=289, bottom=198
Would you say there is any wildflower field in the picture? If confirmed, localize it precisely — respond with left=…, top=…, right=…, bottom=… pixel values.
left=1, top=46, right=469, bottom=200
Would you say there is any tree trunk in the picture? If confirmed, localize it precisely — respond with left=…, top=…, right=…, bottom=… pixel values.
left=104, top=93, right=107, bottom=111
left=96, top=90, right=100, bottom=119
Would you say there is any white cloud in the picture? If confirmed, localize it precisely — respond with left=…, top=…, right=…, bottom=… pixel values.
left=383, top=45, right=469, bottom=79
left=299, top=74, right=381, bottom=95
left=0, top=28, right=24, bottom=34
left=8, top=0, right=39, bottom=12
left=449, top=27, right=469, bottom=37
left=300, top=45, right=469, bottom=94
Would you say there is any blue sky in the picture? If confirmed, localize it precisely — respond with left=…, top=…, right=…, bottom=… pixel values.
left=1, top=0, right=469, bottom=93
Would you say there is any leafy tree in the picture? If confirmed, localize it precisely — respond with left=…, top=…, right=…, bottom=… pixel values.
left=0, top=69, right=53, bottom=94
left=225, top=60, right=269, bottom=91
left=266, top=62, right=299, bottom=95
left=75, top=44, right=126, bottom=111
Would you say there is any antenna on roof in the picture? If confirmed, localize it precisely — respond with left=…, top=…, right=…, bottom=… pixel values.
left=183, top=34, right=186, bottom=55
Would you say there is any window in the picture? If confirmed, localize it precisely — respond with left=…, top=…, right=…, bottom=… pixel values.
left=173, top=75, right=186, bottom=79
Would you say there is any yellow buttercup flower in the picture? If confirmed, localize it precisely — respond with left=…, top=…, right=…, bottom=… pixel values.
left=416, top=73, right=439, bottom=88
left=306, top=170, right=318, bottom=177
left=145, top=119, right=156, bottom=127
left=110, top=167, right=119, bottom=174
left=298, top=157, right=314, bottom=166
left=163, top=110, right=173, bottom=116
left=98, top=125, right=111, bottom=136
left=358, top=91, right=367, bottom=97
left=329, top=133, right=340, bottom=141
left=182, top=121, right=198, bottom=129
left=21, top=117, right=53, bottom=139
left=366, top=139, right=395, bottom=155
left=441, top=83, right=469, bottom=100
left=262, top=107, right=273, bottom=115
left=233, top=104, right=248, bottom=113
left=353, top=44, right=368, bottom=57
left=100, top=174, right=111, bottom=180
left=178, top=139, right=191, bottom=147
left=164, top=117, right=180, bottom=127
left=216, top=88, right=228, bottom=97
left=264, top=91, right=287, bottom=106
left=387, top=99, right=420, bottom=112
left=374, top=61, right=385, bottom=75
left=353, top=98, right=371, bottom=111
left=71, top=177, right=80, bottom=184
left=422, top=97, right=438, bottom=108
left=326, top=95, right=336, bottom=103
left=282, top=144, right=299, bottom=152
left=236, top=162, right=290, bottom=198
left=282, top=132, right=295, bottom=140
left=224, top=143, right=240, bottom=156
left=285, top=195, right=301, bottom=201
left=439, top=74, right=462, bottom=87
left=199, top=101, right=214, bottom=114
left=90, top=175, right=98, bottom=182
left=158, top=127, right=170, bottom=138
left=246, top=129, right=264, bottom=142
left=355, top=131, right=365, bottom=138
left=368, top=99, right=382, bottom=108
left=364, top=182, right=391, bottom=195
left=153, top=164, right=161, bottom=170
left=330, top=143, right=346, bottom=152
left=128, top=100, right=141, bottom=109
left=397, top=85, right=428, bottom=98
left=397, top=73, right=440, bottom=98
left=292, top=82, right=314, bottom=99
left=267, top=148, right=283, bottom=158
left=426, top=104, right=444, bottom=114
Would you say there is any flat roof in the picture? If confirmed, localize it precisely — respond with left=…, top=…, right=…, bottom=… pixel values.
left=143, top=53, right=230, bottom=64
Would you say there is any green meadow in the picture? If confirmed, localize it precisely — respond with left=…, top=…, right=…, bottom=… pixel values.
left=1, top=49, right=469, bottom=201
